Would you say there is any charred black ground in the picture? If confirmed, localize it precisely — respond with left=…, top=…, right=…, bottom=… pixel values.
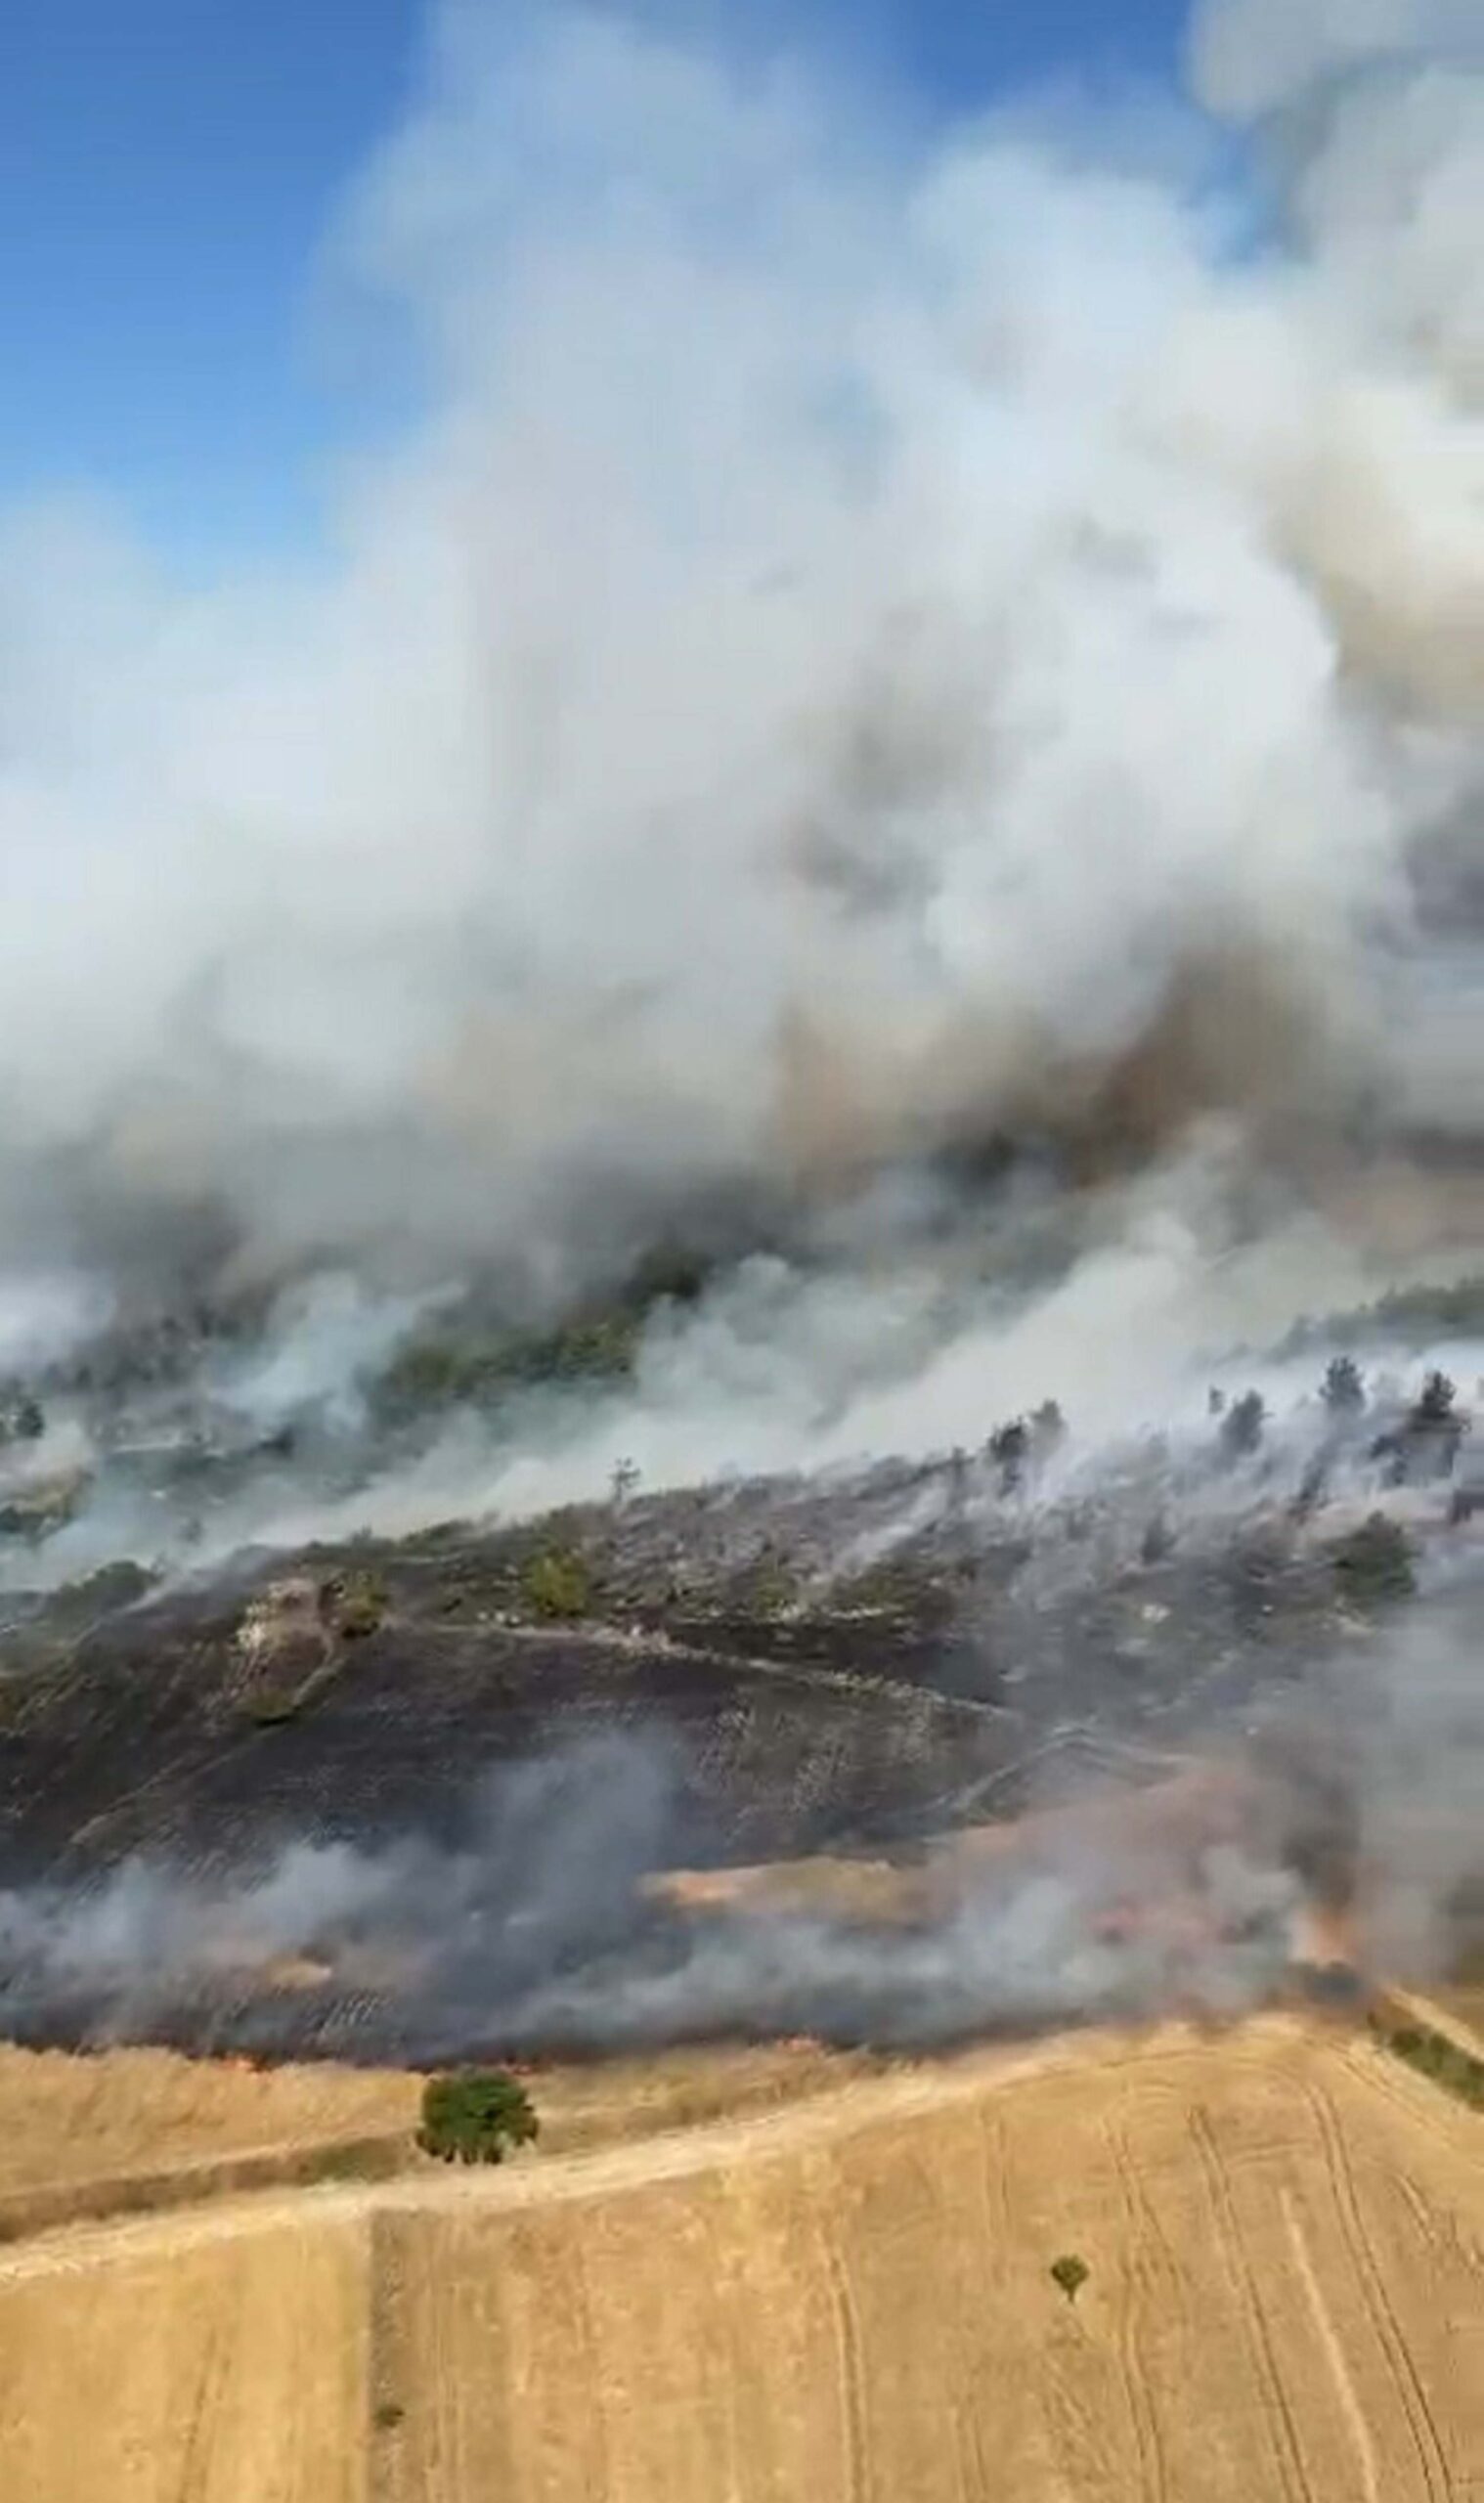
left=0, top=1343, right=1479, bottom=2064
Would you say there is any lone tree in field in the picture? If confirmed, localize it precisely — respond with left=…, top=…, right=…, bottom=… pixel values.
left=1050, top=2254, right=1089, bottom=2305
left=418, top=2069, right=540, bottom=2165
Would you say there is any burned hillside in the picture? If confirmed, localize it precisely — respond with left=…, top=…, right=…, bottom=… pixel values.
left=0, top=1365, right=1477, bottom=2063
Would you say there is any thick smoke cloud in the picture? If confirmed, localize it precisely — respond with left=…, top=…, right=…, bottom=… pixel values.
left=0, top=0, right=1478, bottom=1324
left=1189, top=0, right=1481, bottom=117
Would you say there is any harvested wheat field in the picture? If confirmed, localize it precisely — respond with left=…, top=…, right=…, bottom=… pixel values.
left=0, top=2037, right=876, bottom=2247
left=1, top=2011, right=1483, bottom=2502
left=0, top=2042, right=419, bottom=2197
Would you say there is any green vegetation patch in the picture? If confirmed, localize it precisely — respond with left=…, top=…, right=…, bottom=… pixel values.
left=831, top=1556, right=959, bottom=1623
left=323, top=1569, right=389, bottom=1641
left=418, top=2068, right=540, bottom=2164
left=1380, top=2021, right=1484, bottom=2111
left=381, top=1306, right=643, bottom=1413
left=748, top=1553, right=800, bottom=1618
left=1278, top=1276, right=1484, bottom=1356
left=521, top=1545, right=591, bottom=1621
left=378, top=1250, right=719, bottom=1420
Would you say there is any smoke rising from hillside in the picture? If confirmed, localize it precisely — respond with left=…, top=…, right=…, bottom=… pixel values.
left=0, top=0, right=1479, bottom=1330
left=2, top=1580, right=1479, bottom=2060
left=0, top=1734, right=1299, bottom=2055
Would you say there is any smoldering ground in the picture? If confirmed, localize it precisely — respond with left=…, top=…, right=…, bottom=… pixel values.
left=0, top=1735, right=1308, bottom=2060
left=1, top=1564, right=1477, bottom=2064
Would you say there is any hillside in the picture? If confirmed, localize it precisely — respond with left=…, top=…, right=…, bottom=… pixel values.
left=0, top=1451, right=1477, bottom=2061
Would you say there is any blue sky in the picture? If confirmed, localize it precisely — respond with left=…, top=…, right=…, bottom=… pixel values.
left=1, top=0, right=1192, bottom=567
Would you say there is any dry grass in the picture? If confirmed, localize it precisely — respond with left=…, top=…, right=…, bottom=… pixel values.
left=1431, top=1987, right=1484, bottom=2052
left=0, top=2042, right=419, bottom=2201
left=1, top=2012, right=1483, bottom=2499
left=372, top=2013, right=1484, bottom=2503
left=0, top=2037, right=871, bottom=2238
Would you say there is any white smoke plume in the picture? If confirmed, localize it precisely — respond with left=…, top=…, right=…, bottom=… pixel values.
left=0, top=0, right=1478, bottom=1334
left=1189, top=0, right=1481, bottom=117
left=0, top=1732, right=1305, bottom=2057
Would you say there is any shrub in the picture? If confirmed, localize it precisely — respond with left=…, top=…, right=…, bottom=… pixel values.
left=1050, top=2254, right=1089, bottom=2304
left=751, top=1553, right=798, bottom=1617
left=324, top=1570, right=388, bottom=1641
left=1332, top=1514, right=1416, bottom=1606
left=522, top=1546, right=590, bottom=1621
left=418, top=2069, right=540, bottom=2164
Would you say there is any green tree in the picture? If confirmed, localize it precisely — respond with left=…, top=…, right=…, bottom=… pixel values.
left=1050, top=2254, right=1089, bottom=2304
left=1414, top=1369, right=1457, bottom=1429
left=418, top=2069, right=540, bottom=2164
left=1320, top=1356, right=1366, bottom=1418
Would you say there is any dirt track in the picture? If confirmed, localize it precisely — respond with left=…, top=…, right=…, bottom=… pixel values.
left=1, top=2013, right=1482, bottom=2501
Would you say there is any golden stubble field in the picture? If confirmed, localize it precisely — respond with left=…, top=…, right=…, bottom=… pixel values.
left=0, top=2012, right=1481, bottom=2502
